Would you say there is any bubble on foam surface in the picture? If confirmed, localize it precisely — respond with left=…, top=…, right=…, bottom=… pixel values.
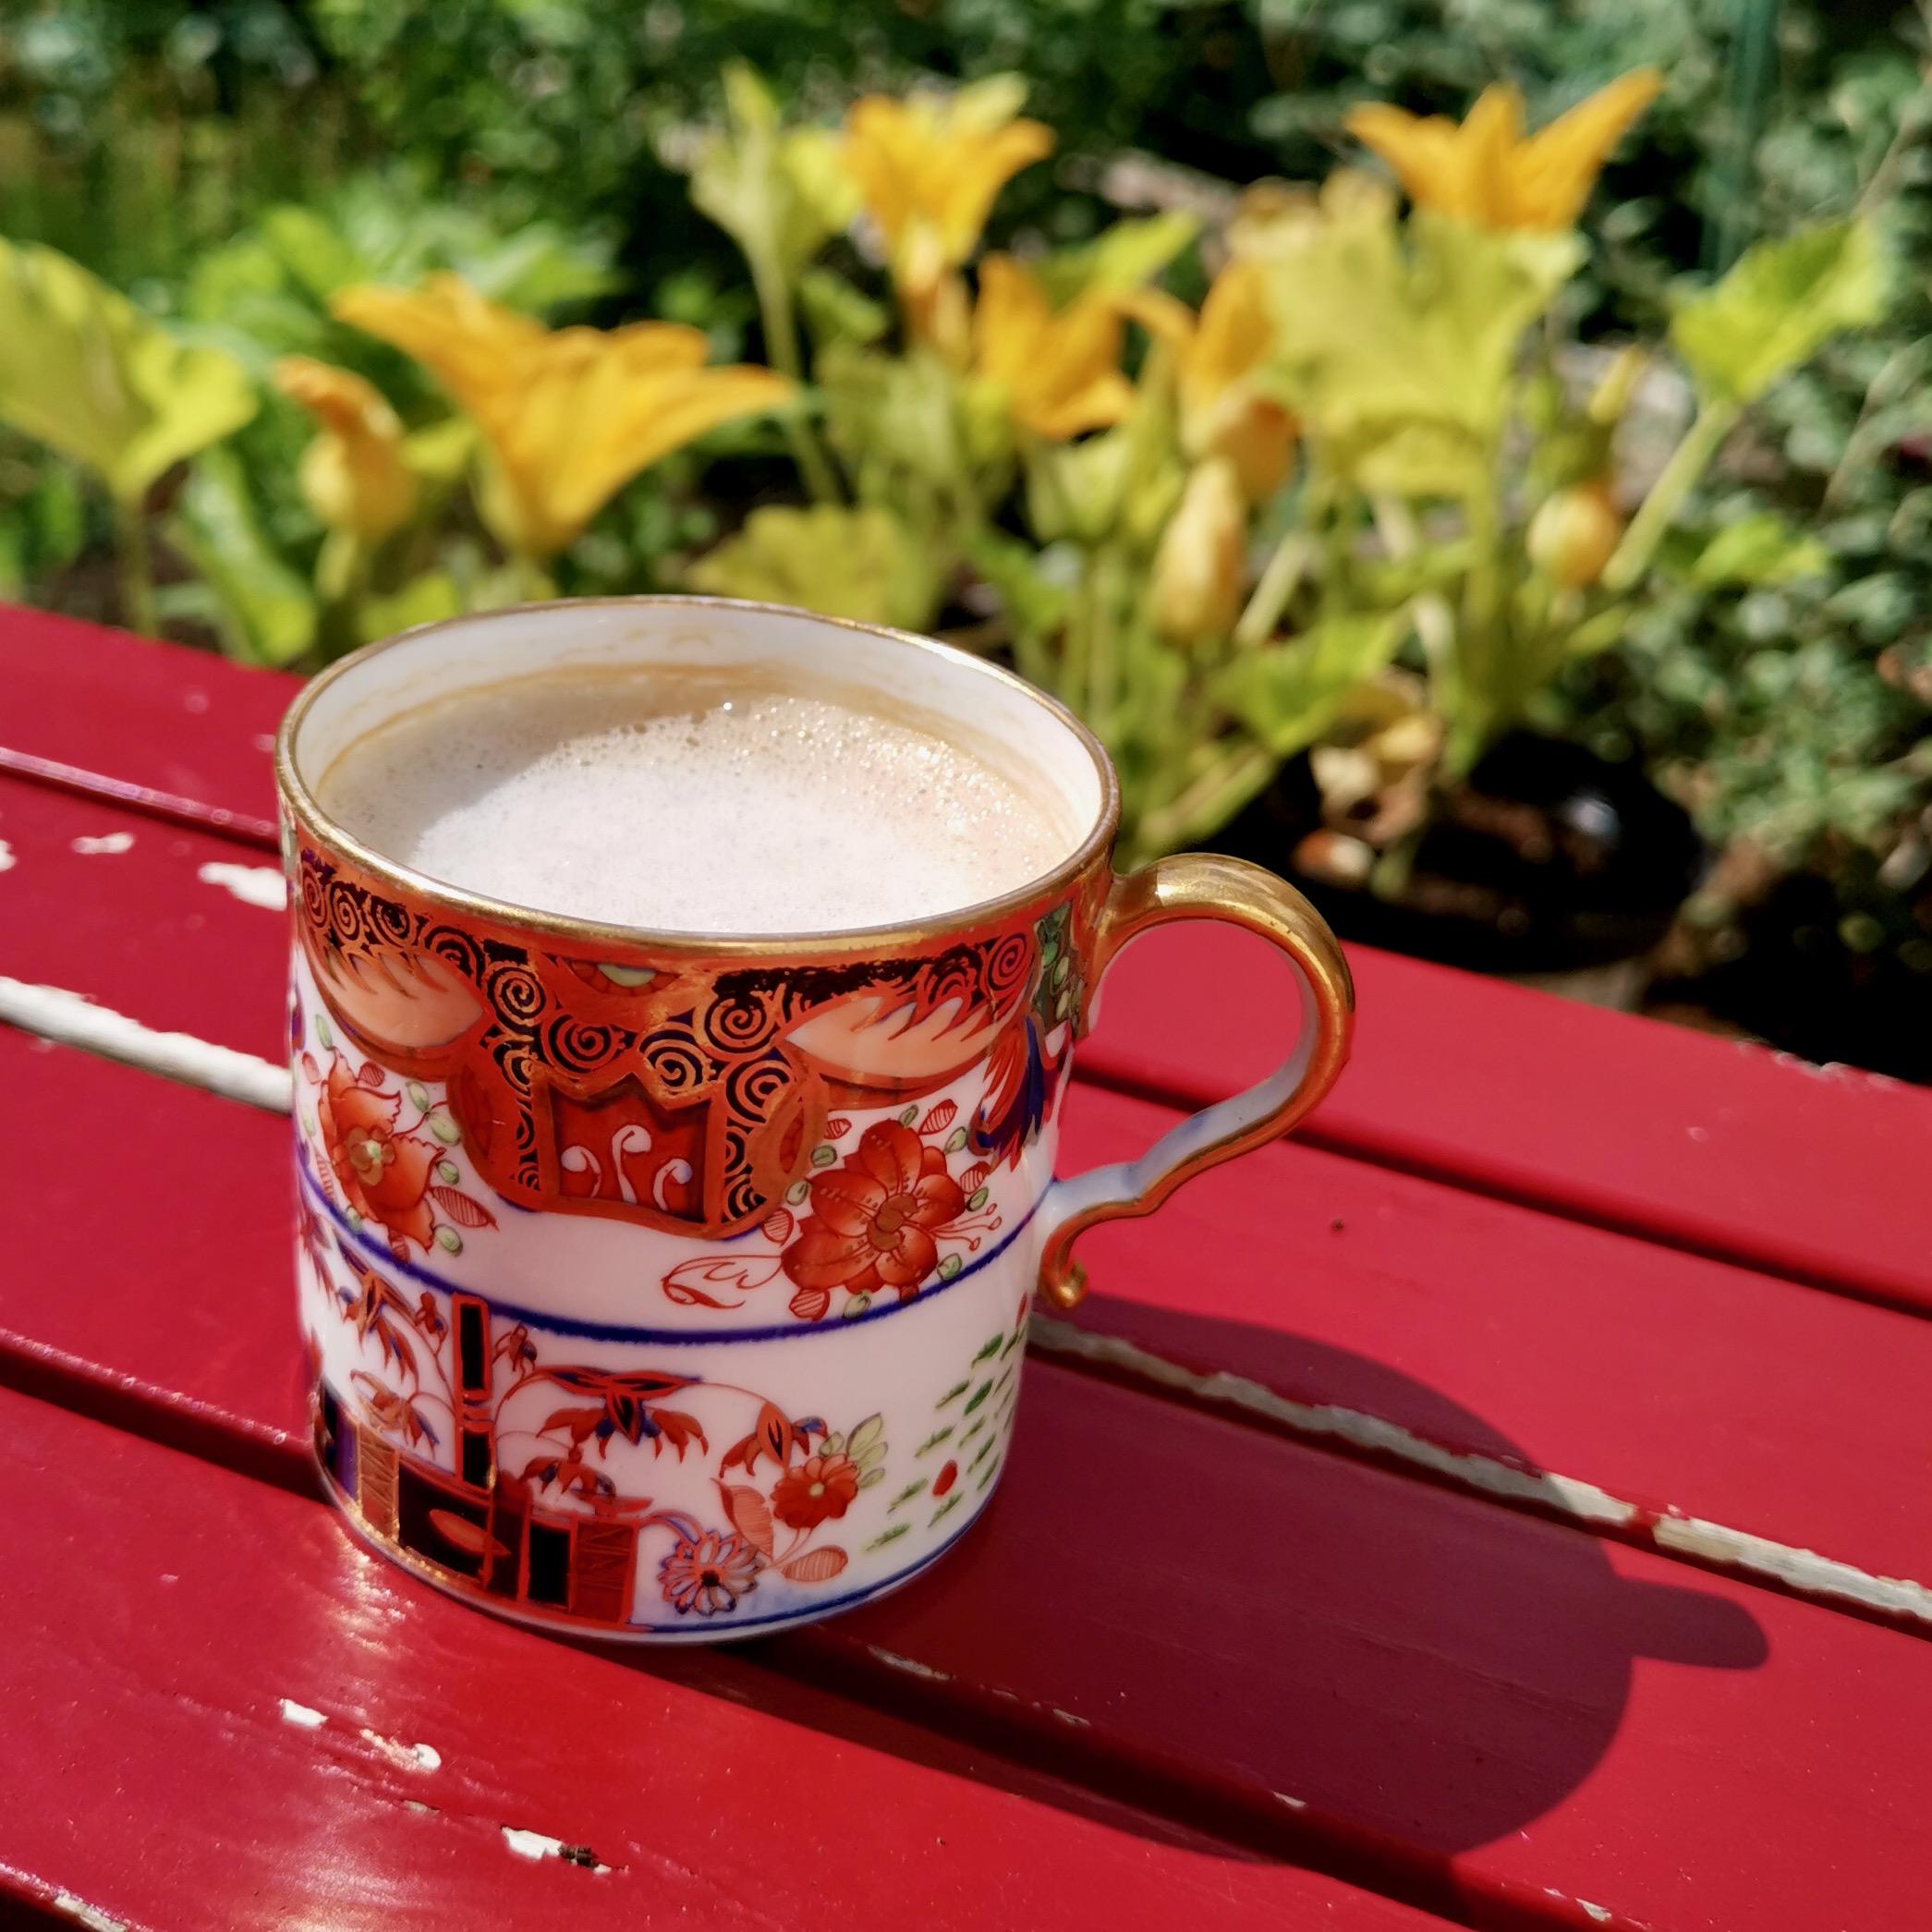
left=320, top=678, right=1073, bottom=933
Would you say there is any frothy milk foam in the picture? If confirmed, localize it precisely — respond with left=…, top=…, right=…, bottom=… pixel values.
left=316, top=666, right=1078, bottom=933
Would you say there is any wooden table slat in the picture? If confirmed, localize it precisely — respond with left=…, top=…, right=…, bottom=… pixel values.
left=5, top=1039, right=1932, bottom=1930
left=0, top=1386, right=1451, bottom=1932
left=6, top=783, right=1930, bottom=1601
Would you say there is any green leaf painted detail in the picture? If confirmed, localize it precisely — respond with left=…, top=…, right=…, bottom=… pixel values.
left=889, top=1479, right=929, bottom=1513
left=936, top=1381, right=970, bottom=1409
left=916, top=1427, right=954, bottom=1456
left=972, top=1333, right=1003, bottom=1365
left=865, top=1521, right=912, bottom=1552
left=961, top=1379, right=993, bottom=1417
left=929, top=1492, right=963, bottom=1529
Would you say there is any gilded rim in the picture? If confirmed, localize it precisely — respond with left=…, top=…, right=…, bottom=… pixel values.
left=276, top=594, right=1122, bottom=960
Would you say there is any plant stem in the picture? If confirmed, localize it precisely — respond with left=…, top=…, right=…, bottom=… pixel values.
left=1233, top=529, right=1313, bottom=650
left=1600, top=401, right=1736, bottom=593
left=1088, top=545, right=1124, bottom=738
left=113, top=495, right=158, bottom=637
left=1136, top=743, right=1278, bottom=860
left=751, top=259, right=841, bottom=504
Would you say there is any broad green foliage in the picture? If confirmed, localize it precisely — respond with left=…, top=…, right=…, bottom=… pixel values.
left=0, top=238, right=255, bottom=504
left=1672, top=223, right=1888, bottom=407
left=687, top=504, right=942, bottom=632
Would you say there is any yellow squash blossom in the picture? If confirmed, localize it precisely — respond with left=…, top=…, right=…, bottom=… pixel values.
left=843, top=77, right=1052, bottom=331
left=1346, top=70, right=1661, bottom=232
left=1151, top=456, right=1246, bottom=645
left=1172, top=260, right=1296, bottom=501
left=332, top=273, right=793, bottom=560
left=273, top=356, right=418, bottom=542
left=971, top=254, right=1138, bottom=443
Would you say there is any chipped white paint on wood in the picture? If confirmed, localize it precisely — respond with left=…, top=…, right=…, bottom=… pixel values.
left=52, top=1892, right=127, bottom=1932
left=6, top=976, right=1922, bottom=1640
left=0, top=838, right=14, bottom=871
left=1030, top=1313, right=1932, bottom=1628
left=70, top=832, right=136, bottom=855
left=196, top=860, right=286, bottom=910
left=866, top=1646, right=954, bottom=1684
left=501, top=1827, right=611, bottom=1874
left=359, top=1727, right=442, bottom=1773
left=0, top=978, right=293, bottom=1113
left=278, top=1697, right=326, bottom=1730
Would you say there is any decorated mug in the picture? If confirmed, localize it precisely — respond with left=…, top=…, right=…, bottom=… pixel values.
left=276, top=598, right=1352, bottom=1641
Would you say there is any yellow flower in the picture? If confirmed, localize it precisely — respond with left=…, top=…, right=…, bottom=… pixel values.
left=970, top=254, right=1137, bottom=442
left=1152, top=457, right=1246, bottom=645
left=1346, top=70, right=1662, bottom=232
left=1170, top=260, right=1296, bottom=500
left=272, top=357, right=418, bottom=542
left=843, top=77, right=1052, bottom=328
left=332, top=273, right=793, bottom=559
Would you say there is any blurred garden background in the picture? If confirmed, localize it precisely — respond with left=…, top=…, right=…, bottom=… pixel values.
left=1, top=0, right=1927, bottom=1078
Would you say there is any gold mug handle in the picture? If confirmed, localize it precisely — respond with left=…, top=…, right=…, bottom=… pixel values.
left=1038, top=854, right=1355, bottom=1310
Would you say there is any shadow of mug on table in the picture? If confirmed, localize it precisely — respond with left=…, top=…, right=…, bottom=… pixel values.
left=822, top=1317, right=1768, bottom=1859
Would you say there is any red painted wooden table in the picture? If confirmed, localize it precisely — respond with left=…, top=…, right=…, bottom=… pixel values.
left=4, top=605, right=1931, bottom=1932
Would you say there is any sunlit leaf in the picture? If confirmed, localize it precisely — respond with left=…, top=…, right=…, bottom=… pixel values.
left=1213, top=613, right=1412, bottom=755
left=1671, top=220, right=1886, bottom=407
left=1688, top=513, right=1834, bottom=587
left=166, top=447, right=316, bottom=665
left=0, top=237, right=257, bottom=503
left=1034, top=212, right=1199, bottom=307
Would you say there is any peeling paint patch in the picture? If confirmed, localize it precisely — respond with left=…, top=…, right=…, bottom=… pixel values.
left=53, top=1892, right=127, bottom=1932
left=404, top=1799, right=439, bottom=1816
left=360, top=1727, right=442, bottom=1772
left=1031, top=1313, right=1932, bottom=1627
left=279, top=1697, right=327, bottom=1730
left=197, top=860, right=286, bottom=909
left=502, top=1827, right=611, bottom=1873
left=1579, top=1905, right=1614, bottom=1925
left=0, top=839, right=14, bottom=872
left=867, top=1644, right=953, bottom=1684
left=0, top=977, right=293, bottom=1114
left=1048, top=1707, right=1090, bottom=1728
left=71, top=832, right=136, bottom=855
left=1272, top=1792, right=1307, bottom=1811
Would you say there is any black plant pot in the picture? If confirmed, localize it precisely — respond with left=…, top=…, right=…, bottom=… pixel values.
left=1215, top=732, right=1707, bottom=988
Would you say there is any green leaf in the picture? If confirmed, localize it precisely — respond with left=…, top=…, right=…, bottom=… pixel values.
left=961, top=1379, right=994, bottom=1417
left=690, top=62, right=855, bottom=286
left=857, top=1465, right=886, bottom=1489
left=865, top=1521, right=911, bottom=1551
left=810, top=1144, right=837, bottom=1168
left=687, top=504, right=940, bottom=631
left=1688, top=513, right=1834, bottom=588
left=0, top=237, right=257, bottom=503
left=1035, top=212, right=1199, bottom=307
left=937, top=1255, right=963, bottom=1282
left=1260, top=209, right=1580, bottom=496
left=968, top=1186, right=990, bottom=1209
left=434, top=1226, right=463, bottom=1255
left=428, top=1112, right=462, bottom=1147
left=1213, top=613, right=1410, bottom=756
left=1671, top=221, right=1886, bottom=407
left=848, top=1415, right=884, bottom=1457
left=166, top=448, right=316, bottom=666
left=357, top=570, right=464, bottom=646
left=407, top=1081, right=431, bottom=1110
left=797, top=268, right=890, bottom=351
left=972, top=1333, right=1003, bottom=1365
